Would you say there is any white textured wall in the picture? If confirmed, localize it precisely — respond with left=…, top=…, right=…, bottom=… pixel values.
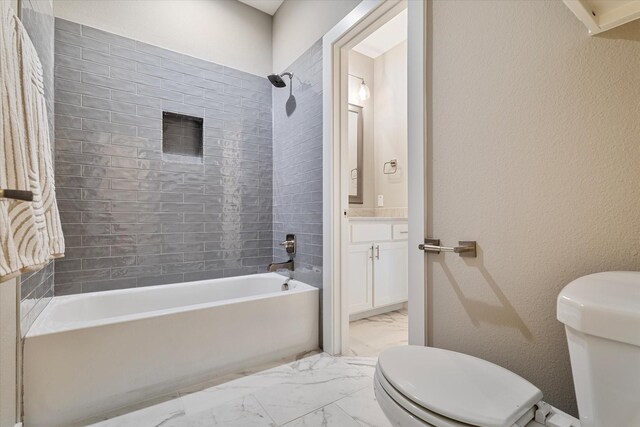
left=429, top=0, right=640, bottom=416
left=273, top=0, right=360, bottom=72
left=53, top=0, right=272, bottom=76
left=348, top=50, right=375, bottom=208
left=374, top=40, right=407, bottom=209
left=0, top=279, right=17, bottom=426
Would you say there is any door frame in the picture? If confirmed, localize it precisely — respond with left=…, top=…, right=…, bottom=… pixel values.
left=322, top=0, right=427, bottom=355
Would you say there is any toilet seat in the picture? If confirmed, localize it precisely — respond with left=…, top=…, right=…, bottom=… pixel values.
left=375, top=366, right=477, bottom=426
left=376, top=346, right=544, bottom=427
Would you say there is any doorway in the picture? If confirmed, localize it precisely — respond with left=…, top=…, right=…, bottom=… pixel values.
left=322, top=0, right=426, bottom=355
left=344, top=8, right=409, bottom=356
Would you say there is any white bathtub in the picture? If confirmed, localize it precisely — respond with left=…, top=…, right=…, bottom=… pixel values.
left=23, top=273, right=319, bottom=427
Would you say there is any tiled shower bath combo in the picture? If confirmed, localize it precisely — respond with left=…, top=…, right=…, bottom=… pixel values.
left=52, top=18, right=276, bottom=294
left=21, top=17, right=327, bottom=426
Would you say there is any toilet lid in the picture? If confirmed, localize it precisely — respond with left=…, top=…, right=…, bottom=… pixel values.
left=377, top=346, right=543, bottom=427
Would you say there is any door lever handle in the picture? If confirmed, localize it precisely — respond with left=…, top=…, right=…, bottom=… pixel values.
left=418, top=239, right=477, bottom=258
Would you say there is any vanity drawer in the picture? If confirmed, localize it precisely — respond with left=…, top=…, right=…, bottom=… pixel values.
left=393, top=223, right=408, bottom=240
left=351, top=223, right=392, bottom=243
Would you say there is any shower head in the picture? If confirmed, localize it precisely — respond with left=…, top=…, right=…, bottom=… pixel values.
left=268, top=74, right=286, bottom=88
left=268, top=72, right=293, bottom=88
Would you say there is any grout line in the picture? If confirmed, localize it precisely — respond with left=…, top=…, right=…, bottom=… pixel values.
left=252, top=394, right=279, bottom=426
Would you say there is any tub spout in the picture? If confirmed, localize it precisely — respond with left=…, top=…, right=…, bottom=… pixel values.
left=268, top=259, right=294, bottom=272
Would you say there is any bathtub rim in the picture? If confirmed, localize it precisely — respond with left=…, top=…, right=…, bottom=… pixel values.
left=26, top=272, right=318, bottom=338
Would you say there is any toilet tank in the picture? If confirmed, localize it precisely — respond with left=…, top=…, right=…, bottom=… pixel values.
left=557, top=272, right=640, bottom=427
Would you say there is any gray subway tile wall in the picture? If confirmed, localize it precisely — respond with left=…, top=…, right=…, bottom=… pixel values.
left=22, top=0, right=55, bottom=136
left=53, top=19, right=273, bottom=294
left=20, top=0, right=55, bottom=334
left=272, top=40, right=323, bottom=288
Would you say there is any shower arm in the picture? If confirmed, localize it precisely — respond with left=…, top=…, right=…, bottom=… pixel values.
left=281, top=73, right=294, bottom=96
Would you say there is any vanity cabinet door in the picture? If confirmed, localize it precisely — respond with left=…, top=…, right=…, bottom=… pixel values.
left=373, top=241, right=408, bottom=307
left=348, top=243, right=374, bottom=314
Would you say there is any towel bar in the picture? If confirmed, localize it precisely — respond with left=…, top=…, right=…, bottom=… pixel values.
left=0, top=189, right=33, bottom=202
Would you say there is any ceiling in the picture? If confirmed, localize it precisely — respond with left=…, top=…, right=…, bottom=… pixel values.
left=353, top=9, right=407, bottom=59
left=237, top=0, right=284, bottom=16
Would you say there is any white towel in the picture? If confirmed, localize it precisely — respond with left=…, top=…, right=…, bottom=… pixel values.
left=0, top=4, right=64, bottom=283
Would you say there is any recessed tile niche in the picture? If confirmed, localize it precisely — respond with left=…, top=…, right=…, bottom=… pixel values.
left=162, top=111, right=204, bottom=163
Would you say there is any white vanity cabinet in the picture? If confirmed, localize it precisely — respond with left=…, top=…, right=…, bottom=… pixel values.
left=374, top=241, right=408, bottom=307
left=348, top=219, right=408, bottom=316
left=347, top=243, right=375, bottom=313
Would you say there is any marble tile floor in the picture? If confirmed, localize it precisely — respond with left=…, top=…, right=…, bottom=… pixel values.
left=85, top=353, right=391, bottom=427
left=347, top=309, right=408, bottom=357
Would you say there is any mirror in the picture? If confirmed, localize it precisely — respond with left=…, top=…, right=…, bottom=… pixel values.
left=348, top=104, right=363, bottom=204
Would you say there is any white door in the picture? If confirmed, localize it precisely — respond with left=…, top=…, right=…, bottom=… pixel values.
left=374, top=241, right=409, bottom=307
left=407, top=0, right=426, bottom=345
left=347, top=243, right=374, bottom=313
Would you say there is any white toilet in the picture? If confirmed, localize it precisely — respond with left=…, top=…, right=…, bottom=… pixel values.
left=374, top=271, right=640, bottom=427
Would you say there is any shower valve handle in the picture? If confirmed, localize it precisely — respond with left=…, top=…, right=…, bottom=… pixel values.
left=280, top=234, right=296, bottom=254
